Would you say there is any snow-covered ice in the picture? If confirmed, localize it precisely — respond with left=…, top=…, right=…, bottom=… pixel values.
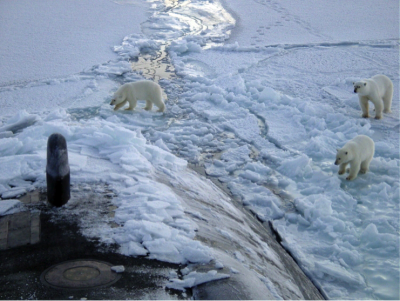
left=111, top=265, right=125, bottom=273
left=0, top=0, right=398, bottom=299
left=0, top=199, right=24, bottom=216
left=166, top=270, right=230, bottom=291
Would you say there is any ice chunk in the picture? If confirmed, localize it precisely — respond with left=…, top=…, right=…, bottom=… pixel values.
left=215, top=261, right=224, bottom=269
left=166, top=270, right=230, bottom=291
left=143, top=239, right=184, bottom=264
left=278, top=154, right=312, bottom=179
left=111, top=265, right=125, bottom=273
left=169, top=39, right=202, bottom=54
left=294, top=195, right=333, bottom=222
left=0, top=131, right=13, bottom=138
left=94, top=61, right=132, bottom=76
left=258, top=87, right=281, bottom=103
left=119, top=241, right=148, bottom=256
left=154, top=139, right=171, bottom=152
left=0, top=199, right=23, bottom=216
left=114, top=34, right=159, bottom=59
left=0, top=138, right=23, bottom=157
left=221, top=145, right=251, bottom=163
left=181, top=243, right=213, bottom=263
left=0, top=110, right=39, bottom=134
left=1, top=188, right=27, bottom=199
left=315, top=260, right=365, bottom=286
left=360, top=224, right=398, bottom=249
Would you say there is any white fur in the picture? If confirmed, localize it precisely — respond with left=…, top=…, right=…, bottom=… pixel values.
left=353, top=74, right=393, bottom=119
left=110, top=80, right=165, bottom=112
left=335, top=135, right=374, bottom=181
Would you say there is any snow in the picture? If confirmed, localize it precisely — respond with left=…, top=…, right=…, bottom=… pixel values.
left=0, top=0, right=149, bottom=84
left=166, top=270, right=230, bottom=291
left=0, top=0, right=399, bottom=299
left=0, top=199, right=24, bottom=216
left=111, top=265, right=125, bottom=273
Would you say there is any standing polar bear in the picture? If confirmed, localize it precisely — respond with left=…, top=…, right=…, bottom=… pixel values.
left=335, top=135, right=375, bottom=181
left=110, top=80, right=165, bottom=112
left=353, top=74, right=393, bottom=119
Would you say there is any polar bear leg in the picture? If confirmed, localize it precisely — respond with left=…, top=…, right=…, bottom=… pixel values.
left=338, top=163, right=348, bottom=175
left=347, top=160, right=360, bottom=181
left=156, top=102, right=165, bottom=113
left=114, top=100, right=128, bottom=111
left=125, top=99, right=137, bottom=111
left=372, top=98, right=383, bottom=119
left=144, top=100, right=153, bottom=111
left=360, top=160, right=370, bottom=174
left=359, top=96, right=369, bottom=118
left=360, top=153, right=373, bottom=174
left=383, top=83, right=393, bottom=113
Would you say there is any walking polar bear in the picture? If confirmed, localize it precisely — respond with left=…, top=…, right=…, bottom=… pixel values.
left=335, top=135, right=375, bottom=181
left=110, top=80, right=165, bottom=112
left=353, top=74, right=393, bottom=119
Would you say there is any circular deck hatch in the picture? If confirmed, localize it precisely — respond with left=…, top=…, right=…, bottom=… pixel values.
left=40, top=259, right=121, bottom=290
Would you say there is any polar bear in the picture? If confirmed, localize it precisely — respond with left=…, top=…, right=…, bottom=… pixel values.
left=353, top=74, right=393, bottom=119
left=335, top=135, right=374, bottom=181
left=110, top=80, right=165, bottom=112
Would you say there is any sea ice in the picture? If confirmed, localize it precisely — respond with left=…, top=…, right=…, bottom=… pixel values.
left=0, top=0, right=398, bottom=299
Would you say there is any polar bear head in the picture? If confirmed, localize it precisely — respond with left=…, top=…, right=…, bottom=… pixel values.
left=335, top=147, right=352, bottom=165
left=110, top=85, right=128, bottom=106
left=353, top=81, right=368, bottom=95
